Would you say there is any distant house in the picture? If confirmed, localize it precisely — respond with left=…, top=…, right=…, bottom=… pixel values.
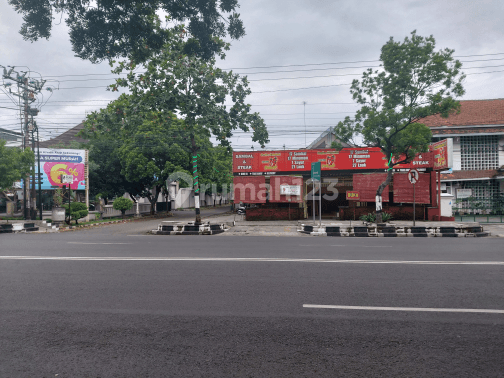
left=0, top=127, right=23, bottom=147
left=39, top=123, right=88, bottom=148
left=307, top=127, right=354, bottom=149
left=420, top=99, right=504, bottom=213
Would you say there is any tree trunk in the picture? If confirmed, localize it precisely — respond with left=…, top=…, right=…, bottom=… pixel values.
left=148, top=186, right=160, bottom=215
left=190, top=135, right=201, bottom=224
left=375, top=169, right=393, bottom=223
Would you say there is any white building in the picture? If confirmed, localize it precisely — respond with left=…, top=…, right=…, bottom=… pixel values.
left=421, top=99, right=504, bottom=214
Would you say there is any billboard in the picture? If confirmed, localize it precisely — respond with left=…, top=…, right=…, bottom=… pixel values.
left=35, top=149, right=87, bottom=190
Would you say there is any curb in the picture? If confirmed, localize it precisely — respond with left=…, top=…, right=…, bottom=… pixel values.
left=298, top=224, right=490, bottom=237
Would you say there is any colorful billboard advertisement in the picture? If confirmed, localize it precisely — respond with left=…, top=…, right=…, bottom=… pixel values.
left=36, top=149, right=87, bottom=190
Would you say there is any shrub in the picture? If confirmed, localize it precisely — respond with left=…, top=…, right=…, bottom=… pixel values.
left=62, top=202, right=89, bottom=225
left=359, top=211, right=392, bottom=223
left=112, top=197, right=134, bottom=218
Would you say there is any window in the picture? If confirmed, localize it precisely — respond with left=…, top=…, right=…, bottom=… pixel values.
left=460, top=135, right=499, bottom=170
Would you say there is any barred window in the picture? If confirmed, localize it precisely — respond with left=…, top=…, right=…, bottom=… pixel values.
left=460, top=135, right=499, bottom=170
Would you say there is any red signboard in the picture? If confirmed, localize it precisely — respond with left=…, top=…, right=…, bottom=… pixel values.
left=429, top=139, right=453, bottom=171
left=352, top=173, right=389, bottom=202
left=269, top=176, right=303, bottom=203
left=393, top=173, right=431, bottom=204
left=233, top=147, right=434, bottom=175
left=346, top=191, right=360, bottom=201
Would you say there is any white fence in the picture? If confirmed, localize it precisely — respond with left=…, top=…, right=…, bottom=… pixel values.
left=101, top=203, right=152, bottom=218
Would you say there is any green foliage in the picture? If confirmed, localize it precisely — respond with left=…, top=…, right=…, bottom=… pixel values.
left=53, top=187, right=64, bottom=207
left=8, top=0, right=245, bottom=63
left=113, top=197, right=135, bottom=216
left=333, top=30, right=465, bottom=167
left=63, top=202, right=89, bottom=224
left=109, top=25, right=268, bottom=150
left=359, top=211, right=392, bottom=223
left=0, top=140, right=34, bottom=191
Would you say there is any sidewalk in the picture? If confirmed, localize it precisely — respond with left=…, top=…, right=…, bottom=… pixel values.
left=203, top=214, right=504, bottom=237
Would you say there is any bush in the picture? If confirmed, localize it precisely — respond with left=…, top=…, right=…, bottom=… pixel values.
left=62, top=202, right=89, bottom=225
left=112, top=197, right=134, bottom=218
left=359, top=211, right=392, bottom=223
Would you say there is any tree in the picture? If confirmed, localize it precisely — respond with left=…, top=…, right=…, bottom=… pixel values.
left=112, top=197, right=134, bottom=218
left=0, top=140, right=34, bottom=198
left=332, top=31, right=465, bottom=223
left=63, top=202, right=88, bottom=225
left=111, top=26, right=268, bottom=223
left=8, top=0, right=245, bottom=62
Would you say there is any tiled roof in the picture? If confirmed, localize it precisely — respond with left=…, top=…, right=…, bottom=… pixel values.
left=420, top=99, right=504, bottom=127
left=432, top=126, right=504, bottom=135
left=440, top=169, right=501, bottom=181
left=39, top=123, right=88, bottom=148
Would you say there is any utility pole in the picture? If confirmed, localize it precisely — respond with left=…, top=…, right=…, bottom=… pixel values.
left=1, top=65, right=46, bottom=220
left=303, top=101, right=307, bottom=148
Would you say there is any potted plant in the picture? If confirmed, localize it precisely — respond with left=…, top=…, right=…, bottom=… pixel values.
left=51, top=188, right=66, bottom=225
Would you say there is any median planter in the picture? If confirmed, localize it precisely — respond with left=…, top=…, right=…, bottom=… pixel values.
left=51, top=207, right=66, bottom=225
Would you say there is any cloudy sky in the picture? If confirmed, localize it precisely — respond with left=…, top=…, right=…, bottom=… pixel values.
left=1, top=0, right=504, bottom=151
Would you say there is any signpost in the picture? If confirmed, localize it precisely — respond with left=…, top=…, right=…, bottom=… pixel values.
left=311, top=162, right=321, bottom=225
left=408, top=169, right=419, bottom=226
left=61, top=174, right=73, bottom=225
left=346, top=191, right=360, bottom=225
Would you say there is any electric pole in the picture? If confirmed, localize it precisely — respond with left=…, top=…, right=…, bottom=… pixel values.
left=1, top=65, right=46, bottom=220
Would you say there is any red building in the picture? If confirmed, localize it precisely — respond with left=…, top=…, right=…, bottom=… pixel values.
left=233, top=141, right=452, bottom=221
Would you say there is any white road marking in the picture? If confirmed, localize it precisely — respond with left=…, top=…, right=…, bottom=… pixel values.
left=67, top=242, right=131, bottom=245
left=0, top=256, right=503, bottom=265
left=303, top=304, right=504, bottom=314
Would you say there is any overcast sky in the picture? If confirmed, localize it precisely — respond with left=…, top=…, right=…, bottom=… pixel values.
left=1, top=0, right=504, bottom=151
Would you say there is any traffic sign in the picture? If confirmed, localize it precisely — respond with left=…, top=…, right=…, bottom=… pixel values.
left=311, top=162, right=321, bottom=182
left=61, top=174, right=73, bottom=184
left=408, top=169, right=419, bottom=184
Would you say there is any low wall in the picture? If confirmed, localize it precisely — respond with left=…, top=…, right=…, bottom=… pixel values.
left=246, top=207, right=303, bottom=221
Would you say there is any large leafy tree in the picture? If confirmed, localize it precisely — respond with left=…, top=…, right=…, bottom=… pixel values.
left=332, top=31, right=465, bottom=222
left=0, top=140, right=34, bottom=197
left=111, top=26, right=268, bottom=222
left=8, top=0, right=245, bottom=62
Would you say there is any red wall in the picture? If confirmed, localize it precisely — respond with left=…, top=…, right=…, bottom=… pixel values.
left=233, top=176, right=267, bottom=204
left=245, top=207, right=303, bottom=221
left=393, top=173, right=431, bottom=204
left=353, top=173, right=389, bottom=202
left=269, top=176, right=304, bottom=203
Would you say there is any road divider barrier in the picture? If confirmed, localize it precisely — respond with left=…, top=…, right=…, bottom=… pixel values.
left=298, top=223, right=489, bottom=237
left=152, top=221, right=228, bottom=235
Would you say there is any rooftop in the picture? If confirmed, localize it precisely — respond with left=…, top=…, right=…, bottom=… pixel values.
left=421, top=99, right=504, bottom=127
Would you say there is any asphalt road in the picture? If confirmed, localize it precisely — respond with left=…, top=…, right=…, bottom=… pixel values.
left=1, top=230, right=503, bottom=377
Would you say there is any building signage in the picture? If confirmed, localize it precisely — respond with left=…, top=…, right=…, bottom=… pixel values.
left=430, top=138, right=453, bottom=171
left=37, top=148, right=87, bottom=190
left=280, top=185, right=301, bottom=196
left=233, top=145, right=445, bottom=175
left=346, top=191, right=360, bottom=200
left=456, top=189, right=472, bottom=199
